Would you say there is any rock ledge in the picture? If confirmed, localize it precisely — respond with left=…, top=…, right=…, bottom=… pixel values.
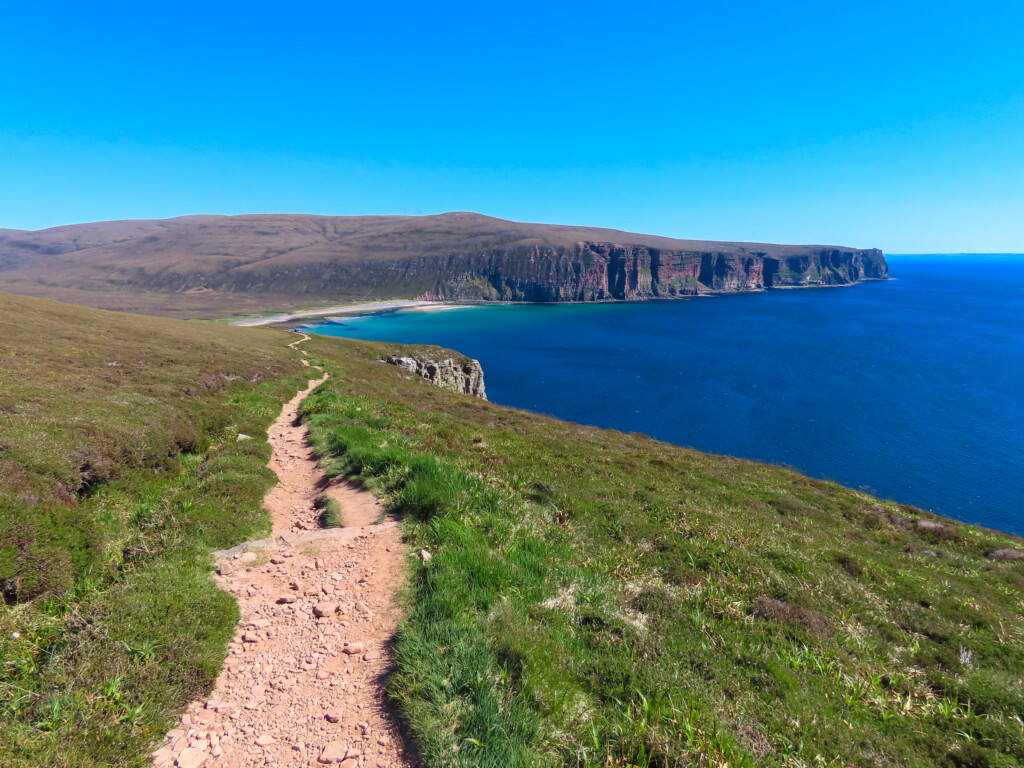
left=383, top=355, right=486, bottom=399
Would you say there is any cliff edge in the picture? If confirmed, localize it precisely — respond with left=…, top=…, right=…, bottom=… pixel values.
left=416, top=240, right=887, bottom=302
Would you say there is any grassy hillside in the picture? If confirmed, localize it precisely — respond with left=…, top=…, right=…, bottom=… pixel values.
left=3, top=293, right=1022, bottom=767
left=0, top=294, right=309, bottom=765
left=299, top=335, right=1024, bottom=768
left=0, top=213, right=886, bottom=317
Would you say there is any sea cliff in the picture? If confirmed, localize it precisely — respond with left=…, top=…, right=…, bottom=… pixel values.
left=413, top=242, right=888, bottom=302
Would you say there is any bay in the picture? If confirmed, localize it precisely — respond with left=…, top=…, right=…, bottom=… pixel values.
left=301, top=255, right=1024, bottom=536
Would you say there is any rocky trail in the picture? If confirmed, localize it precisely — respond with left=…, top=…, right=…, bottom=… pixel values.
left=152, top=336, right=414, bottom=768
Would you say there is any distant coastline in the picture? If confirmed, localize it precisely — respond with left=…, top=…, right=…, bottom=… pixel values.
left=230, top=300, right=441, bottom=327
left=236, top=275, right=891, bottom=327
left=297, top=257, right=1024, bottom=535
left=0, top=212, right=886, bottom=319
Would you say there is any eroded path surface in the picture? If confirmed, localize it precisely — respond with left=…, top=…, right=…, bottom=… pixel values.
left=153, top=344, right=413, bottom=768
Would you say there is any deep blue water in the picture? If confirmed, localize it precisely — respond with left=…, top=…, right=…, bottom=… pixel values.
left=301, top=256, right=1024, bottom=535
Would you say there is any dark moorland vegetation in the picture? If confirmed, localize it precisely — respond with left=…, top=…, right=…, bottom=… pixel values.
left=0, top=294, right=308, bottom=765
left=299, top=335, right=1024, bottom=768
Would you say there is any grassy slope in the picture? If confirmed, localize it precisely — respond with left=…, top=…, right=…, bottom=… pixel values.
left=299, top=336, right=1024, bottom=768
left=3, top=293, right=1023, bottom=767
left=0, top=294, right=310, bottom=765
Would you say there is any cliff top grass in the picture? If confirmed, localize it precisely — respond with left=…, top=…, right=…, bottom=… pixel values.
left=0, top=293, right=306, bottom=598
left=300, top=335, right=1024, bottom=768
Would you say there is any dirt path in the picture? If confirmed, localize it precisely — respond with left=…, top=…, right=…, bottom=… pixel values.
left=152, top=340, right=413, bottom=768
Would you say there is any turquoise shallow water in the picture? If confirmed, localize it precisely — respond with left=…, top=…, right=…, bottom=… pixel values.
left=301, top=255, right=1024, bottom=536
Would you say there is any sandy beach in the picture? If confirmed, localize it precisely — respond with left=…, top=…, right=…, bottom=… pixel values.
left=228, top=300, right=450, bottom=327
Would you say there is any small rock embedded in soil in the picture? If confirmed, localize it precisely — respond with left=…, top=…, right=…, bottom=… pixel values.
left=991, top=548, right=1024, bottom=561
left=314, top=601, right=338, bottom=617
left=318, top=740, right=348, bottom=763
left=175, top=748, right=207, bottom=768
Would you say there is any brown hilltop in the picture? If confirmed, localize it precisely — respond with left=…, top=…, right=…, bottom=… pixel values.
left=0, top=212, right=887, bottom=318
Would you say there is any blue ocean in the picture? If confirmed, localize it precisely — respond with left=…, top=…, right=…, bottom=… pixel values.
left=301, top=256, right=1024, bottom=536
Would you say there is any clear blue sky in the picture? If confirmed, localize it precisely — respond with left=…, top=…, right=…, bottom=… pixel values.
left=1, top=1, right=1022, bottom=252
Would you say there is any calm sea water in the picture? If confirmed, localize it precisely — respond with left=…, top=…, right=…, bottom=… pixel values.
left=301, top=256, right=1024, bottom=536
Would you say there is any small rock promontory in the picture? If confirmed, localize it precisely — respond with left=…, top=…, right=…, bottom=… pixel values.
left=383, top=354, right=486, bottom=399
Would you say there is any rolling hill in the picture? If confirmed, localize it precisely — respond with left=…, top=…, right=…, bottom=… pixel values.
left=0, top=213, right=887, bottom=318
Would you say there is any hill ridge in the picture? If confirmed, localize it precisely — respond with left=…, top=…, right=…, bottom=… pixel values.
left=0, top=213, right=887, bottom=317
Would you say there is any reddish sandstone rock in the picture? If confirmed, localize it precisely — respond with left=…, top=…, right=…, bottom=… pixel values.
left=314, top=601, right=338, bottom=617
left=175, top=748, right=207, bottom=768
left=318, top=740, right=348, bottom=763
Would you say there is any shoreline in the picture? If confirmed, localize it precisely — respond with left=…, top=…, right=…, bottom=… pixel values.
left=228, top=300, right=445, bottom=327
left=228, top=277, right=891, bottom=327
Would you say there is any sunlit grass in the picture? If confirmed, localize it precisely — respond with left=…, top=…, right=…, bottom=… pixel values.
left=3, top=290, right=1023, bottom=767
left=300, top=335, right=1024, bottom=768
left=0, top=293, right=308, bottom=766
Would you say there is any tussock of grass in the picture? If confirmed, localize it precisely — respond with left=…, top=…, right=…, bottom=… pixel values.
left=300, top=336, right=1024, bottom=768
left=315, top=494, right=343, bottom=528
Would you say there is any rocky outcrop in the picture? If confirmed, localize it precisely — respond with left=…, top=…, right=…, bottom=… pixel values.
left=384, top=355, right=486, bottom=399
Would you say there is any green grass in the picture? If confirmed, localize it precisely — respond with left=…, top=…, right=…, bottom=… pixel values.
left=299, top=335, right=1024, bottom=768
left=0, top=293, right=301, bottom=600
left=0, top=293, right=310, bottom=766
left=315, top=493, right=343, bottom=528
left=4, top=291, right=1023, bottom=767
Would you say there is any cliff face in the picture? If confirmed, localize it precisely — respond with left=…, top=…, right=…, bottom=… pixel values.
left=95, top=244, right=885, bottom=302
left=384, top=355, right=486, bottom=399
left=415, top=243, right=888, bottom=302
